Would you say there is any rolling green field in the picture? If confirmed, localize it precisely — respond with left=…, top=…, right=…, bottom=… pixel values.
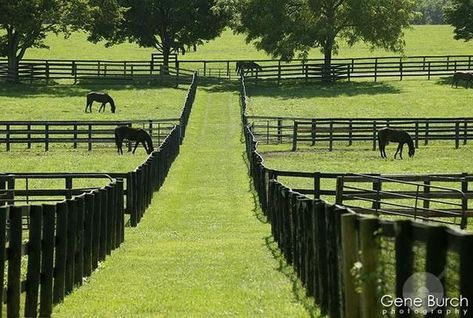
left=22, top=25, right=473, bottom=61
left=246, top=79, right=472, bottom=118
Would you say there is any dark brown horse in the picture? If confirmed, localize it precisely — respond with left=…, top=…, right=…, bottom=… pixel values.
left=114, top=126, right=154, bottom=155
left=85, top=92, right=116, bottom=113
left=378, top=127, right=415, bottom=159
left=236, top=61, right=263, bottom=76
left=451, top=71, right=473, bottom=88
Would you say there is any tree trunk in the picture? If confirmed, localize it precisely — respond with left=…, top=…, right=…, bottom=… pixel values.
left=6, top=55, right=19, bottom=83
left=322, top=38, right=333, bottom=82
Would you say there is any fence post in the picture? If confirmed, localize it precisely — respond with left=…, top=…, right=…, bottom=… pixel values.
left=277, top=118, right=282, bottom=143
left=7, top=206, right=23, bottom=317
left=425, top=121, right=429, bottom=145
left=335, top=176, right=344, bottom=205
left=464, top=120, right=468, bottom=145
left=88, top=124, right=92, bottom=151
left=311, top=119, right=316, bottom=146
left=45, top=124, right=49, bottom=151
left=53, top=201, right=68, bottom=305
left=27, top=124, right=31, bottom=149
left=459, top=234, right=473, bottom=316
left=39, top=204, right=56, bottom=318
left=292, top=122, right=298, bottom=151
left=329, top=122, right=333, bottom=151
left=372, top=121, right=377, bottom=151
left=278, top=60, right=282, bottom=85
left=358, top=217, right=379, bottom=318
left=400, top=59, right=403, bottom=81
left=374, top=58, right=378, bottom=82
left=6, top=124, right=10, bottom=151
left=24, top=205, right=42, bottom=318
left=341, top=213, right=360, bottom=318
left=65, top=199, right=78, bottom=295
left=0, top=206, right=7, bottom=313
left=455, top=122, right=460, bottom=149
left=83, top=193, right=94, bottom=278
left=395, top=220, right=413, bottom=316
left=73, top=124, right=78, bottom=149
left=428, top=62, right=431, bottom=80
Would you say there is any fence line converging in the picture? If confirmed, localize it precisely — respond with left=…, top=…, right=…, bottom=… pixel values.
left=240, top=74, right=473, bottom=317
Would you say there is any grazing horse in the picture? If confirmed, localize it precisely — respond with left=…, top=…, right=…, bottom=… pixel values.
left=236, top=61, right=263, bottom=76
left=451, top=71, right=473, bottom=88
left=114, top=126, right=154, bottom=155
left=85, top=92, right=116, bottom=113
left=378, top=127, right=415, bottom=159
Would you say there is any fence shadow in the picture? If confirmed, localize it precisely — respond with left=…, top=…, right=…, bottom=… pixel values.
left=246, top=80, right=401, bottom=99
left=264, top=236, right=322, bottom=318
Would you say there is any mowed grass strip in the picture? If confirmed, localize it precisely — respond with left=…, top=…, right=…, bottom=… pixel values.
left=52, top=84, right=315, bottom=317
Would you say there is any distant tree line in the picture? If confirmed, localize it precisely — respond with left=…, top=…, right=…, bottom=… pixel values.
left=412, top=0, right=449, bottom=24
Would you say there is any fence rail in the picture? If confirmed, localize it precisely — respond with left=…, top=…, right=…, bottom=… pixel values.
left=240, top=75, right=473, bottom=317
left=247, top=116, right=473, bottom=151
left=2, top=54, right=472, bottom=82
left=0, top=59, right=195, bottom=83
left=0, top=119, right=177, bottom=151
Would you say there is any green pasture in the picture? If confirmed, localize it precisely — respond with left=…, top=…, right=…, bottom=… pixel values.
left=246, top=78, right=473, bottom=118
left=53, top=84, right=315, bottom=317
left=23, top=25, right=473, bottom=62
left=0, top=83, right=187, bottom=121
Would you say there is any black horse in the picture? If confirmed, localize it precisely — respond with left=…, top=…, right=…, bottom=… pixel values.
left=378, top=127, right=415, bottom=159
left=85, top=92, right=116, bottom=113
left=236, top=61, right=263, bottom=76
left=114, top=126, right=154, bottom=155
left=451, top=71, right=473, bottom=88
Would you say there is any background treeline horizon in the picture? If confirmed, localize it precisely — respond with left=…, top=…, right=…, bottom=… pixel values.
left=412, top=0, right=450, bottom=24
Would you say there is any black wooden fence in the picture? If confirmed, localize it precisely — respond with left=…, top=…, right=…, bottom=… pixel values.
left=0, top=59, right=195, bottom=83
left=0, top=177, right=124, bottom=317
left=0, top=119, right=177, bottom=151
left=237, top=54, right=473, bottom=83
left=248, top=116, right=473, bottom=151
left=241, top=75, right=473, bottom=317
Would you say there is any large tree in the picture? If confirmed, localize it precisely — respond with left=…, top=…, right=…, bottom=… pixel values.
left=445, top=0, right=473, bottom=41
left=0, top=0, right=88, bottom=82
left=86, top=0, right=228, bottom=72
left=230, top=0, right=416, bottom=77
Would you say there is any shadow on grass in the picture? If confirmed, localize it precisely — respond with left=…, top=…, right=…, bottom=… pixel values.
left=434, top=75, right=473, bottom=89
left=265, top=236, right=322, bottom=318
left=245, top=80, right=402, bottom=99
left=242, top=150, right=321, bottom=317
left=0, top=80, right=188, bottom=98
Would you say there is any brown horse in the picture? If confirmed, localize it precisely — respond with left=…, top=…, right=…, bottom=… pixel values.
left=451, top=71, right=473, bottom=88
left=85, top=92, right=116, bottom=113
left=236, top=61, right=263, bottom=76
left=378, top=127, right=415, bottom=159
left=114, top=126, right=154, bottom=155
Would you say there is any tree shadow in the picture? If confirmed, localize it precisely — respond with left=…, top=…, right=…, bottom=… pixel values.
left=0, top=79, right=188, bottom=98
left=245, top=80, right=402, bottom=99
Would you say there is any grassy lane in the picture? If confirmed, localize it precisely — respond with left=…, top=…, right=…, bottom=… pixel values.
left=53, top=84, right=315, bottom=317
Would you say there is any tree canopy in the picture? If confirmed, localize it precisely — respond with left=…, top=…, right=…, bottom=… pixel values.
left=445, top=0, right=473, bottom=41
left=412, top=0, right=449, bottom=24
left=229, top=0, right=416, bottom=77
left=86, top=0, right=229, bottom=70
left=0, top=0, right=82, bottom=81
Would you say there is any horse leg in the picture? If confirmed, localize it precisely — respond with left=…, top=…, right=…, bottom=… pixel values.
left=85, top=101, right=91, bottom=112
left=99, top=103, right=106, bottom=112
left=132, top=141, right=139, bottom=154
left=394, top=143, right=401, bottom=159
left=399, top=143, right=404, bottom=159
